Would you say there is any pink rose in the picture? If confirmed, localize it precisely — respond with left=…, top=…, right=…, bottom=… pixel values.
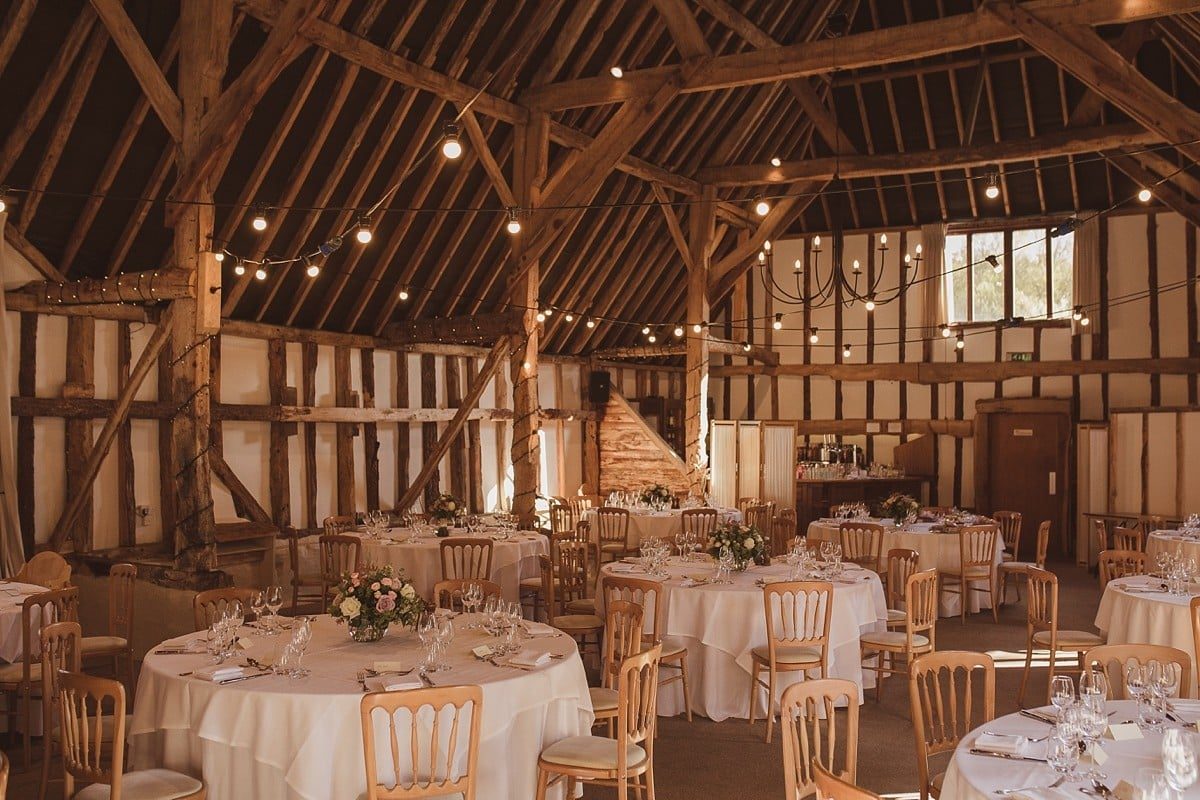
left=371, top=582, right=380, bottom=591
left=374, top=591, right=381, bottom=598
left=381, top=577, right=393, bottom=587
left=375, top=595, right=396, bottom=612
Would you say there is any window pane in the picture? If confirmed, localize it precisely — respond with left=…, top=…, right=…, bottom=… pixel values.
left=971, top=231, right=1005, bottom=321
left=943, top=234, right=969, bottom=322
left=1051, top=230, right=1074, bottom=319
left=1012, top=228, right=1048, bottom=319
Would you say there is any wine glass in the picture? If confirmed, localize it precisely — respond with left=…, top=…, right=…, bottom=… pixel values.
left=289, top=617, right=312, bottom=678
left=435, top=614, right=456, bottom=672
left=1050, top=675, right=1075, bottom=718
left=249, top=591, right=267, bottom=631
left=265, top=585, right=284, bottom=634
left=1047, top=732, right=1079, bottom=783
left=417, top=612, right=439, bottom=670
left=1080, top=668, right=1109, bottom=702
left=1078, top=696, right=1109, bottom=780
left=1162, top=729, right=1199, bottom=792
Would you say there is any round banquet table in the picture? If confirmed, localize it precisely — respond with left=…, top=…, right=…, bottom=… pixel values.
left=583, top=507, right=742, bottom=549
left=806, top=519, right=1006, bottom=617
left=129, top=614, right=592, bottom=800
left=299, top=528, right=547, bottom=603
left=0, top=581, right=52, bottom=663
left=1094, top=575, right=1200, bottom=676
left=596, top=556, right=886, bottom=720
left=1146, top=529, right=1200, bottom=563
left=940, top=699, right=1200, bottom=800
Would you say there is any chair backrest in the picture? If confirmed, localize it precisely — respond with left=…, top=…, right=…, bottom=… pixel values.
left=616, top=643, right=662, bottom=760
left=322, top=514, right=356, bottom=533
left=438, top=538, right=493, bottom=582
left=567, top=496, right=593, bottom=518
left=320, top=534, right=363, bottom=581
left=550, top=535, right=590, bottom=605
left=16, top=551, right=72, bottom=589
left=738, top=497, right=761, bottom=515
left=1099, top=549, right=1145, bottom=586
left=22, top=587, right=78, bottom=685
left=1138, top=515, right=1166, bottom=537
left=431, top=579, right=502, bottom=612
left=813, top=762, right=882, bottom=800
left=0, top=750, right=7, bottom=799
left=548, top=504, right=575, bottom=535
left=360, top=684, right=483, bottom=799
left=905, top=571, right=939, bottom=645
left=1093, top=519, right=1108, bottom=559
left=681, top=508, right=719, bottom=541
left=909, top=651, right=995, bottom=800
left=744, top=504, right=773, bottom=536
left=992, top=511, right=1022, bottom=556
left=594, top=507, right=631, bottom=546
left=1033, top=521, right=1051, bottom=569
left=193, top=587, right=258, bottom=632
left=1025, top=567, right=1057, bottom=637
left=57, top=670, right=128, bottom=800
left=603, top=599, right=645, bottom=690
left=107, top=563, right=136, bottom=641
left=603, top=574, right=665, bottom=643
left=1112, top=525, right=1144, bottom=552
left=885, top=549, right=920, bottom=610
left=1083, top=643, right=1192, bottom=699
left=773, top=508, right=799, bottom=556
left=956, top=525, right=997, bottom=571
left=40, top=620, right=82, bottom=739
left=838, top=523, right=884, bottom=571
left=763, top=581, right=834, bottom=665
left=780, top=678, right=860, bottom=800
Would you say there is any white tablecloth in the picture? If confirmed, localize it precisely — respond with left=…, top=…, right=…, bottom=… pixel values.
left=1095, top=576, right=1199, bottom=677
left=129, top=614, right=592, bottom=800
left=597, top=557, right=886, bottom=721
left=807, top=520, right=1005, bottom=617
left=941, top=700, right=1200, bottom=800
left=1147, top=530, right=1200, bottom=563
left=300, top=529, right=547, bottom=603
left=584, top=507, right=742, bottom=548
left=0, top=581, right=51, bottom=663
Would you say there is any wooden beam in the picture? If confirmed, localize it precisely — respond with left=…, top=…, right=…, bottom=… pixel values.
left=381, top=310, right=525, bottom=345
left=88, top=0, right=182, bottom=140
left=334, top=347, right=356, bottom=516
left=396, top=337, right=510, bottom=514
left=210, top=451, right=272, bottom=525
left=685, top=185, right=715, bottom=493
left=592, top=344, right=687, bottom=360
left=651, top=0, right=711, bottom=58
left=48, top=314, right=171, bottom=551
left=0, top=0, right=37, bottom=78
left=1108, top=151, right=1200, bottom=228
left=459, top=107, right=515, bottom=208
left=266, top=339, right=292, bottom=527
left=22, top=269, right=197, bottom=305
left=650, top=183, right=694, bottom=270
left=4, top=226, right=67, bottom=283
left=707, top=335, right=779, bottom=365
left=711, top=355, right=1200, bottom=382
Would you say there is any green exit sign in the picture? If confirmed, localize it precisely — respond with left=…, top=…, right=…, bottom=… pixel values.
left=1008, top=351, right=1034, bottom=362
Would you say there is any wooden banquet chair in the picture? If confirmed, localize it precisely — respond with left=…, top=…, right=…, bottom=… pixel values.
left=57, top=670, right=205, bottom=800
left=439, top=538, right=494, bottom=582
left=1, top=586, right=78, bottom=769
left=939, top=524, right=999, bottom=623
left=1017, top=568, right=1104, bottom=707
left=81, top=563, right=136, bottom=692
left=681, top=507, right=720, bottom=542
left=780, top=678, right=859, bottom=800
left=1138, top=515, right=1167, bottom=538
left=592, top=599, right=645, bottom=737
left=884, top=549, right=921, bottom=629
left=773, top=508, right=799, bottom=557
left=1082, top=643, right=1192, bottom=699
left=538, top=555, right=604, bottom=656
left=40, top=621, right=81, bottom=800
left=360, top=684, right=483, bottom=800
left=322, top=514, right=356, bottom=532
left=750, top=581, right=833, bottom=743
left=839, top=522, right=885, bottom=574
left=1193, top=597, right=1200, bottom=694
left=1098, top=549, right=1146, bottom=587
left=548, top=503, right=575, bottom=536
left=992, top=511, right=1022, bottom=563
left=861, top=570, right=937, bottom=703
left=738, top=497, right=761, bottom=515
left=535, top=644, right=662, bottom=800
left=320, top=533, right=362, bottom=600
left=998, top=520, right=1050, bottom=606
left=814, top=762, right=883, bottom=800
left=192, top=587, right=258, bottom=632
left=0, top=752, right=6, bottom=800
left=594, top=507, right=634, bottom=562
left=1092, top=519, right=1109, bottom=565
left=283, top=528, right=325, bottom=614
left=432, top=579, right=502, bottom=612
left=567, top=495, right=593, bottom=520
left=553, top=533, right=599, bottom=617
left=15, top=551, right=72, bottom=590
left=603, top=574, right=693, bottom=721
left=744, top=503, right=774, bottom=538
left=908, top=651, right=996, bottom=800
left=1111, top=525, right=1144, bottom=552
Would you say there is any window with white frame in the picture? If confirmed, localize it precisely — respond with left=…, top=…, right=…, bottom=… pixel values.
left=943, top=226, right=1073, bottom=323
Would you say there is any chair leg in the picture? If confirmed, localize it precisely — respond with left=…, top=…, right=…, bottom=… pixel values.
left=535, top=767, right=549, bottom=800
left=1045, top=648, right=1058, bottom=706
left=646, top=758, right=657, bottom=800
left=765, top=666, right=778, bottom=743
left=677, top=654, right=693, bottom=722
left=960, top=579, right=967, bottom=624
left=748, top=661, right=758, bottom=726
left=38, top=728, right=51, bottom=800
left=876, top=651, right=887, bottom=702
left=990, top=578, right=999, bottom=623
left=22, top=685, right=31, bottom=770
left=1018, top=640, right=1033, bottom=709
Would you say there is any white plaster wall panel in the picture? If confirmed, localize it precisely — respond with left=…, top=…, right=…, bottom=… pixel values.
left=537, top=366, right=556, bottom=407
left=36, top=314, right=67, bottom=395
left=907, top=383, right=932, bottom=419
left=33, top=419, right=65, bottom=544
left=220, top=336, right=269, bottom=404
left=561, top=363, right=581, bottom=407
left=1002, top=327, right=1034, bottom=360
left=1108, top=374, right=1151, bottom=410
left=873, top=380, right=901, bottom=419
left=1107, top=215, right=1150, bottom=359
left=1112, top=413, right=1143, bottom=513
left=480, top=424, right=498, bottom=511
left=937, top=434, right=955, bottom=505
left=287, top=423, right=305, bottom=520
left=809, top=376, right=836, bottom=421
left=285, top=342, right=303, bottom=401
left=872, top=434, right=899, bottom=469
left=728, top=378, right=749, bottom=420
left=1146, top=412, right=1177, bottom=517
left=1078, top=374, right=1104, bottom=421
left=841, top=380, right=866, bottom=420
left=3, top=312, right=16, bottom=382
left=1181, top=414, right=1200, bottom=513
left=93, top=320, right=116, bottom=399
left=1154, top=214, right=1188, bottom=357
left=1040, top=329, right=1072, bottom=361
left=561, top=422, right=583, bottom=496
left=1160, top=375, right=1190, bottom=407
left=537, top=429, right=551, bottom=506
left=220, top=422, right=268, bottom=520
left=960, top=437, right=975, bottom=508
left=963, top=383, right=995, bottom=421
left=1040, top=376, right=1073, bottom=399
left=132, top=419, right=161, bottom=543
left=92, top=422, right=118, bottom=549
left=314, top=423, right=336, bottom=520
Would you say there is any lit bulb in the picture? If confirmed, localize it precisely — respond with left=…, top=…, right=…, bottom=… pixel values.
left=564, top=313, right=574, bottom=322
left=233, top=259, right=246, bottom=276
left=355, top=215, right=373, bottom=244
left=536, top=312, right=546, bottom=323
left=793, top=259, right=802, bottom=273
left=985, top=172, right=1000, bottom=200
left=763, top=240, right=771, bottom=252
left=642, top=326, right=650, bottom=336
left=956, top=335, right=965, bottom=350
left=754, top=196, right=770, bottom=216
left=852, top=259, right=861, bottom=274
left=674, top=325, right=684, bottom=338
left=251, top=205, right=268, bottom=231
left=254, top=266, right=267, bottom=281
left=758, top=251, right=766, bottom=263
left=742, top=341, right=752, bottom=352
left=0, top=187, right=8, bottom=214
left=304, top=257, right=320, bottom=278
left=915, top=243, right=922, bottom=255
left=770, top=156, right=782, bottom=167
left=865, top=297, right=876, bottom=312
left=648, top=333, right=657, bottom=343
left=940, top=323, right=951, bottom=338
left=214, top=251, right=225, bottom=262
left=543, top=308, right=553, bottom=317
left=610, top=66, right=623, bottom=78
left=586, top=318, right=595, bottom=329
left=813, top=235, right=821, bottom=248
left=809, top=328, right=819, bottom=344
left=505, top=208, right=521, bottom=234
left=1072, top=306, right=1083, bottom=322
left=441, top=122, right=462, bottom=159
left=773, top=313, right=783, bottom=330
left=692, top=323, right=703, bottom=334
left=1138, top=187, right=1152, bottom=203
left=986, top=254, right=1002, bottom=274
left=398, top=288, right=409, bottom=301
left=842, top=344, right=851, bottom=358
left=523, top=360, right=532, bottom=372
left=904, top=253, right=911, bottom=266
left=880, top=233, right=888, bottom=246
left=1080, top=314, right=1090, bottom=327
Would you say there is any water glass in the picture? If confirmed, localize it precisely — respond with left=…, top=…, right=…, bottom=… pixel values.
left=1162, top=729, right=1199, bottom=791
left=1080, top=668, right=1109, bottom=702
left=1050, top=675, right=1076, bottom=717
left=1047, top=733, right=1079, bottom=780
left=418, top=613, right=439, bottom=669
left=249, top=591, right=267, bottom=630
left=265, top=585, right=284, bottom=633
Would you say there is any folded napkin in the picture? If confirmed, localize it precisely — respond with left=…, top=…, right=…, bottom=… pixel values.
left=193, top=664, right=246, bottom=682
left=1011, top=788, right=1076, bottom=800
left=510, top=648, right=554, bottom=668
left=370, top=677, right=423, bottom=692
left=974, top=733, right=1028, bottom=756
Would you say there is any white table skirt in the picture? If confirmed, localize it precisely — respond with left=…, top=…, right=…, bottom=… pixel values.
left=299, top=530, right=547, bottom=603
left=0, top=582, right=52, bottom=664
left=1094, top=576, right=1199, bottom=682
left=941, top=700, right=1200, bottom=800
left=807, top=521, right=1005, bottom=617
left=129, top=615, right=592, bottom=800
left=584, top=508, right=742, bottom=549
left=597, top=558, right=886, bottom=720
left=1147, top=530, right=1200, bottom=563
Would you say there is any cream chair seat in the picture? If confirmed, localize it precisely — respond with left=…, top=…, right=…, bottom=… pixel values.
left=750, top=643, right=822, bottom=664
left=886, top=609, right=907, bottom=625
left=861, top=630, right=931, bottom=649
left=1033, top=629, right=1103, bottom=648
left=589, top=687, right=618, bottom=712
left=538, top=736, right=647, bottom=771
left=565, top=597, right=596, bottom=615
left=81, top=635, right=129, bottom=654
left=74, top=768, right=205, bottom=800
left=0, top=661, right=40, bottom=682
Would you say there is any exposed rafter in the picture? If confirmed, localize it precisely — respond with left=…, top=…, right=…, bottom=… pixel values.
left=88, top=0, right=182, bottom=140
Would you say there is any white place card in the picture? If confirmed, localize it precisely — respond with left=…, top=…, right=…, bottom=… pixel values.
left=1081, top=743, right=1108, bottom=766
left=1106, top=722, right=1142, bottom=741
left=472, top=645, right=494, bottom=659
left=372, top=660, right=407, bottom=671
left=1114, top=780, right=1142, bottom=800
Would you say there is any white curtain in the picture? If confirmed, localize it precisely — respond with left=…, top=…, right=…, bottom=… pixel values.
left=920, top=223, right=948, bottom=338
left=1072, top=214, right=1101, bottom=335
left=0, top=214, right=27, bottom=576
left=761, top=424, right=796, bottom=509
left=708, top=422, right=736, bottom=508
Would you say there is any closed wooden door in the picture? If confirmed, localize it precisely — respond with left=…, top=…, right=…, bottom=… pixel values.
left=985, top=412, right=1069, bottom=560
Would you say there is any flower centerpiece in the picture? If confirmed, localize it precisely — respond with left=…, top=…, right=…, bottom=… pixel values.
left=707, top=521, right=767, bottom=571
left=329, top=565, right=426, bottom=642
left=430, top=493, right=464, bottom=534
left=879, top=492, right=920, bottom=526
left=639, top=483, right=674, bottom=508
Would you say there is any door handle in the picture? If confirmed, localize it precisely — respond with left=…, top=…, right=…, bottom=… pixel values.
left=1048, top=472, right=1057, bottom=496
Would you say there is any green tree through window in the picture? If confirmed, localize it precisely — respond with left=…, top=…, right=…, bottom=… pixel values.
left=942, top=226, right=1073, bottom=323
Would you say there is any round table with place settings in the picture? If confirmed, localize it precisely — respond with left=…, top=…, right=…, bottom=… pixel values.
left=596, top=557, right=886, bottom=720
left=1094, top=575, right=1200, bottom=669
left=0, top=581, right=51, bottom=664
left=129, top=614, right=592, bottom=800
left=583, top=507, right=742, bottom=549
left=1146, top=529, right=1200, bottom=564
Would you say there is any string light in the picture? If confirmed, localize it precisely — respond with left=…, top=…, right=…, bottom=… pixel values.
left=940, top=323, right=951, bottom=337
left=536, top=311, right=546, bottom=323
left=1080, top=313, right=1091, bottom=327
left=641, top=326, right=651, bottom=335
left=773, top=313, right=783, bottom=330
left=564, top=312, right=574, bottom=322
left=543, top=307, right=553, bottom=317
left=233, top=258, right=246, bottom=277
left=648, top=332, right=657, bottom=343
left=864, top=295, right=876, bottom=312
left=254, top=264, right=268, bottom=281
left=505, top=207, right=521, bottom=234
left=984, top=172, right=1000, bottom=200
left=956, top=332, right=965, bottom=350
left=674, top=325, right=684, bottom=337
left=441, top=122, right=462, bottom=159
left=0, top=186, right=8, bottom=214
left=742, top=341, right=752, bottom=352
left=355, top=215, right=373, bottom=244
left=692, top=322, right=704, bottom=333
left=754, top=195, right=770, bottom=216
left=842, top=343, right=852, bottom=358
left=586, top=318, right=595, bottom=329
left=809, top=327, right=820, bottom=344
left=1138, top=187, right=1153, bottom=203
left=610, top=66, right=623, bottom=78
left=304, top=255, right=320, bottom=278
left=213, top=251, right=225, bottom=262
left=770, top=156, right=782, bottom=167
left=250, top=204, right=268, bottom=231
left=1072, top=306, right=1083, bottom=321
left=398, top=287, right=409, bottom=301
left=985, top=254, right=1002, bottom=274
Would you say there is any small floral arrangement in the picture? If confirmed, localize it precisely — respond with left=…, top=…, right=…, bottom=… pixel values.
left=330, top=565, right=425, bottom=641
left=429, top=493, right=464, bottom=524
left=879, top=492, right=920, bottom=525
left=640, top=483, right=674, bottom=507
left=707, top=522, right=766, bottom=570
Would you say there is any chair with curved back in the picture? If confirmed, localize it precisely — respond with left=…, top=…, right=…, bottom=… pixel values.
left=591, top=599, right=645, bottom=737
left=594, top=507, right=634, bottom=562
left=744, top=504, right=774, bottom=542
left=992, top=511, right=1022, bottom=563
left=839, top=523, right=885, bottom=574
left=192, top=587, right=259, bottom=632
left=908, top=650, right=996, bottom=800
left=780, top=678, right=860, bottom=800
left=999, top=520, right=1051, bottom=606
left=360, top=684, right=483, bottom=799
left=1138, top=515, right=1167, bottom=538
left=861, top=570, right=938, bottom=702
left=738, top=497, right=761, bottom=515
left=813, top=762, right=883, bottom=800
left=283, top=528, right=325, bottom=614
left=1099, top=549, right=1146, bottom=587
left=773, top=508, right=798, bottom=557
left=1083, top=643, right=1191, bottom=699
left=320, top=533, right=362, bottom=600
left=1017, top=568, right=1104, bottom=707
left=750, top=581, right=833, bottom=743
left=939, top=525, right=999, bottom=623
left=432, top=579, right=503, bottom=612
left=39, top=621, right=82, bottom=800
left=322, top=514, right=356, bottom=532
left=81, top=563, right=136, bottom=692
left=439, top=538, right=494, bottom=583
left=15, top=551, right=72, bottom=589
left=548, top=504, right=575, bottom=536
left=567, top=496, right=593, bottom=520
left=1093, top=519, right=1109, bottom=567
left=681, top=508, right=719, bottom=543
left=538, top=555, right=604, bottom=657
left=1193, top=597, right=1200, bottom=696
left=1112, top=525, right=1144, bottom=552
left=551, top=534, right=594, bottom=617
left=884, top=549, right=921, bottom=629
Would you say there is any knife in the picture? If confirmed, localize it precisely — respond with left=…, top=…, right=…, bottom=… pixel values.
left=1019, top=710, right=1057, bottom=725
left=969, top=749, right=1048, bottom=763
left=216, top=672, right=272, bottom=685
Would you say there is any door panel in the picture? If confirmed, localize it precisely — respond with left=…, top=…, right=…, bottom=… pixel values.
left=987, top=412, right=1068, bottom=560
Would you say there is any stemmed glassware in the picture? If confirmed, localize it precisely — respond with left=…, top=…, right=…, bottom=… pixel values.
left=463, top=582, right=483, bottom=619
left=435, top=613, right=456, bottom=672
left=1077, top=694, right=1109, bottom=780
left=1162, top=729, right=1199, bottom=793
left=249, top=591, right=267, bottom=633
left=1050, top=675, right=1076, bottom=719
left=265, top=585, right=284, bottom=634
left=1047, top=730, right=1080, bottom=783
left=418, top=612, right=439, bottom=671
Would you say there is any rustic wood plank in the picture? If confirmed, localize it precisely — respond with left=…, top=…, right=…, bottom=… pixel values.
left=210, top=451, right=273, bottom=526
left=334, top=346, right=356, bottom=516
left=301, top=341, right=318, bottom=529
left=361, top=348, right=380, bottom=511
left=116, top=321, right=136, bottom=547
left=267, top=339, right=292, bottom=527
left=420, top=353, right=440, bottom=511
left=395, top=351, right=411, bottom=511
left=88, top=0, right=182, bottom=140
left=62, top=317, right=95, bottom=551
left=445, top=356, right=467, bottom=502
left=465, top=356, right=485, bottom=514
left=0, top=0, right=38, bottom=78
left=16, top=313, right=36, bottom=556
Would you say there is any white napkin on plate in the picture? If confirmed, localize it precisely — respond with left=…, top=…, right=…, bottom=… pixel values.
left=369, top=677, right=423, bottom=692
left=193, top=664, right=246, bottom=682
left=510, top=648, right=553, bottom=667
left=974, top=733, right=1028, bottom=756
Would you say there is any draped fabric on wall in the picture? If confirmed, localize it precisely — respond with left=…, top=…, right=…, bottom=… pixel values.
left=1073, top=213, right=1101, bottom=335
left=761, top=424, right=796, bottom=509
left=920, top=223, right=948, bottom=341
left=0, top=214, right=28, bottom=576
left=708, top=422, right=737, bottom=508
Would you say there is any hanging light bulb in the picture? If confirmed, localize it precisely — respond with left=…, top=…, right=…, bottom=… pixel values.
left=793, top=258, right=803, bottom=273
left=674, top=325, right=684, bottom=338
left=254, top=264, right=268, bottom=281
left=355, top=215, right=373, bottom=244
left=864, top=295, right=876, bottom=312
left=564, top=312, right=574, bottom=322
left=742, top=341, right=752, bottom=352
left=398, top=287, right=410, bottom=301
left=1138, top=187, right=1153, bottom=203
left=852, top=259, right=861, bottom=274
left=758, top=250, right=767, bottom=264
left=233, top=258, right=246, bottom=277
left=692, top=322, right=703, bottom=334
left=956, top=332, right=966, bottom=350
left=842, top=343, right=852, bottom=358
left=940, top=323, right=951, bottom=338
left=773, top=313, right=783, bottom=330
left=441, top=122, right=462, bottom=159
left=0, top=187, right=8, bottom=214
left=879, top=233, right=888, bottom=248
left=250, top=204, right=268, bottom=231
left=213, top=251, right=225, bottom=263
left=812, top=234, right=822, bottom=251
left=536, top=311, right=546, bottom=323
left=304, top=255, right=320, bottom=278
left=763, top=240, right=772, bottom=252
left=809, top=328, right=820, bottom=344
left=505, top=207, right=521, bottom=234
left=904, top=253, right=911, bottom=268
left=984, top=172, right=1000, bottom=200
left=586, top=318, right=596, bottom=329
left=610, top=66, right=623, bottom=78
left=986, top=254, right=1002, bottom=274
left=770, top=156, right=782, bottom=167
left=1080, top=313, right=1091, bottom=327
left=648, top=332, right=657, bottom=343
left=916, top=243, right=923, bottom=256
left=754, top=195, right=770, bottom=216
left=641, top=326, right=650, bottom=336
left=543, top=308, right=553, bottom=317
left=1072, top=306, right=1083, bottom=321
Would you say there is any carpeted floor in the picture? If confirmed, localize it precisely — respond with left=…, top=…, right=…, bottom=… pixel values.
left=6, top=561, right=1102, bottom=799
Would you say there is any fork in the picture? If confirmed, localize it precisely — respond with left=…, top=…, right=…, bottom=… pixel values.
left=356, top=670, right=369, bottom=692
left=984, top=730, right=1050, bottom=742
left=995, top=775, right=1066, bottom=795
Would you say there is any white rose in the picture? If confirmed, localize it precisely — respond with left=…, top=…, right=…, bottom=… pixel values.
left=743, top=537, right=755, bottom=550
left=339, top=597, right=362, bottom=619
left=400, top=584, right=416, bottom=599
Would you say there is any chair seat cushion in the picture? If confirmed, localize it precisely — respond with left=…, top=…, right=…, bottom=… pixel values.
left=751, top=644, right=823, bottom=665
left=75, top=768, right=203, bottom=800
left=540, top=735, right=647, bottom=771
left=861, top=630, right=931, bottom=649
left=661, top=643, right=687, bottom=660
left=81, top=635, right=129, bottom=655
left=565, top=597, right=596, bottom=615
left=590, top=687, right=619, bottom=713
left=0, top=661, right=40, bottom=683
left=554, top=614, right=604, bottom=631
left=1000, top=561, right=1037, bottom=572
left=943, top=567, right=992, bottom=580
left=1033, top=629, right=1104, bottom=648
left=886, top=608, right=907, bottom=624
left=599, top=543, right=630, bottom=553
left=931, top=771, right=945, bottom=798
left=520, top=577, right=561, bottom=591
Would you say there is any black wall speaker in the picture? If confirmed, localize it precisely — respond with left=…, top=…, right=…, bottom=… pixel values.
left=588, top=370, right=611, bottom=404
